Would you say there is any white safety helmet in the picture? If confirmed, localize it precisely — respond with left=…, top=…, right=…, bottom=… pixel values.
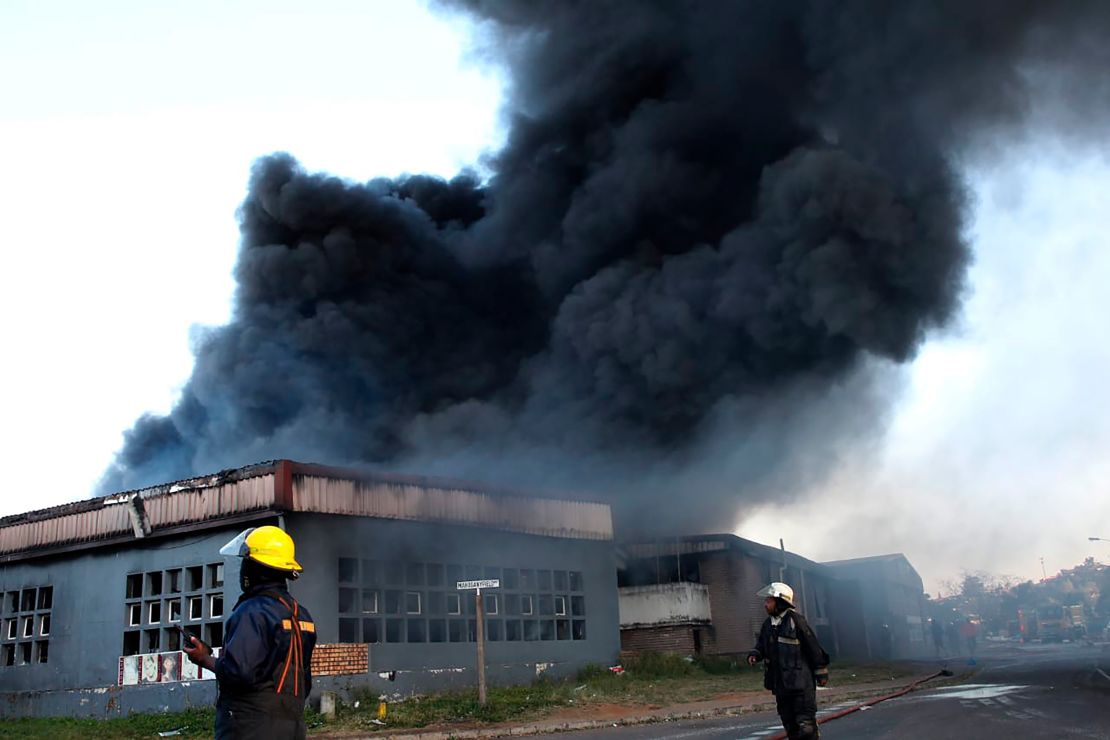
left=756, top=582, right=795, bottom=607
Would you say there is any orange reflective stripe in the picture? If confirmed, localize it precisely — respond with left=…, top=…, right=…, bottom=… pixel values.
left=281, top=619, right=316, bottom=633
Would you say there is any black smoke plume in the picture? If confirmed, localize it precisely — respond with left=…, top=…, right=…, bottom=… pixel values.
left=100, top=1, right=1110, bottom=531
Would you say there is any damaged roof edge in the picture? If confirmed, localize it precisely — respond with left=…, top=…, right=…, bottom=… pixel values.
left=0, top=460, right=614, bottom=561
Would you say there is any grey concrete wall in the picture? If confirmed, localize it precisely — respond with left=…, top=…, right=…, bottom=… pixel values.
left=0, top=521, right=260, bottom=718
left=0, top=512, right=619, bottom=717
left=286, top=512, right=621, bottom=692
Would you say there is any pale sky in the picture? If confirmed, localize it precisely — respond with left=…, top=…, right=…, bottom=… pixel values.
left=2, top=1, right=1107, bottom=592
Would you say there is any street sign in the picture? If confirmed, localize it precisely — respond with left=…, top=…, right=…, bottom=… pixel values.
left=456, top=579, right=500, bottom=590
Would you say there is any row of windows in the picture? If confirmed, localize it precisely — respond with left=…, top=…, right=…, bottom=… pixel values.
left=339, top=589, right=585, bottom=618
left=0, top=585, right=53, bottom=667
left=126, top=595, right=224, bottom=627
left=1, top=640, right=48, bottom=666
left=337, top=617, right=588, bottom=644
left=125, top=565, right=223, bottom=599
left=122, top=622, right=224, bottom=656
left=338, top=560, right=584, bottom=592
left=124, top=566, right=224, bottom=656
left=2, top=587, right=52, bottom=614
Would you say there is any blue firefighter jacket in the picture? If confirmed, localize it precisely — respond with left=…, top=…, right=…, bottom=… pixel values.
left=214, top=583, right=317, bottom=698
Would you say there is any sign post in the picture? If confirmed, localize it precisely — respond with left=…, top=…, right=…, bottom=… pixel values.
left=457, top=579, right=499, bottom=705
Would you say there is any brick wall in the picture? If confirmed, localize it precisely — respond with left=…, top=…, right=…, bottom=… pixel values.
left=620, top=624, right=700, bottom=655
left=311, top=643, right=368, bottom=676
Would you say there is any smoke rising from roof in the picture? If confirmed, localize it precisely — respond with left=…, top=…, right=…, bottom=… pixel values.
left=100, top=1, right=1110, bottom=531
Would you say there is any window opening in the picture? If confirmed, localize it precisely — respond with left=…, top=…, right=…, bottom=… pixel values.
left=147, top=601, right=162, bottom=624
left=521, top=595, right=534, bottom=616
left=554, top=596, right=567, bottom=616
left=188, top=597, right=203, bottom=620
left=126, top=574, right=143, bottom=599
left=484, top=594, right=498, bottom=615
left=37, top=587, right=52, bottom=610
left=210, top=595, right=223, bottom=618
left=168, top=599, right=182, bottom=622
left=167, top=570, right=182, bottom=594
left=447, top=593, right=461, bottom=615
left=553, top=571, right=567, bottom=590
left=537, top=570, right=552, bottom=591
left=186, top=566, right=203, bottom=591
left=338, top=558, right=358, bottom=583
left=20, top=590, right=35, bottom=612
left=21, top=617, right=32, bottom=639
left=361, top=590, right=379, bottom=614
left=406, top=563, right=424, bottom=585
left=569, top=571, right=583, bottom=591
left=208, top=563, right=224, bottom=588
left=405, top=592, right=422, bottom=614
left=19, top=642, right=31, bottom=664
left=338, top=588, right=357, bottom=613
left=147, top=572, right=163, bottom=596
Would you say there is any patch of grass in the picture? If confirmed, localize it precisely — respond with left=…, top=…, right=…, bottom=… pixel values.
left=0, top=708, right=215, bottom=739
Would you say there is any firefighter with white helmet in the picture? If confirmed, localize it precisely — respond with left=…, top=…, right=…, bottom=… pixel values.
left=183, top=525, right=317, bottom=739
left=748, top=581, right=830, bottom=739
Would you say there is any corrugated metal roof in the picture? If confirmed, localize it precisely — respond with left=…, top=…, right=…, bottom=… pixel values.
left=0, top=460, right=613, bottom=562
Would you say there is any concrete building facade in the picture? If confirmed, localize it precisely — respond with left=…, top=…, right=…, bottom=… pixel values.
left=0, top=461, right=619, bottom=718
left=617, top=535, right=852, bottom=660
left=823, top=553, right=930, bottom=659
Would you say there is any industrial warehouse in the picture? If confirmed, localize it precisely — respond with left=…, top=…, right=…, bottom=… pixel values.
left=0, top=460, right=620, bottom=718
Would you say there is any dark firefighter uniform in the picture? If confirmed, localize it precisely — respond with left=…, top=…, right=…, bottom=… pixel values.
left=749, top=605, right=829, bottom=739
left=214, top=583, right=317, bottom=739
left=184, top=526, right=316, bottom=740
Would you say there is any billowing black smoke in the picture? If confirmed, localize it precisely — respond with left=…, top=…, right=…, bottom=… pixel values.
left=100, top=1, right=1110, bottom=530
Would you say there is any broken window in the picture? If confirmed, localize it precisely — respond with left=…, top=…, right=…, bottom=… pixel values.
left=208, top=564, right=224, bottom=589
left=554, top=596, right=567, bottom=616
left=521, top=595, right=534, bottom=616
left=167, top=570, right=182, bottom=594
left=363, top=618, right=381, bottom=643
left=20, top=617, right=32, bottom=639
left=210, top=595, right=223, bottom=618
left=484, top=594, right=498, bottom=615
left=167, top=599, right=182, bottom=623
left=573, top=620, right=587, bottom=640
left=126, top=574, right=143, bottom=599
left=122, top=631, right=140, bottom=656
left=339, top=618, right=359, bottom=642
left=338, top=558, right=358, bottom=583
left=20, top=590, right=35, bottom=612
left=405, top=592, right=422, bottom=614
left=188, top=597, right=203, bottom=620
left=147, top=601, right=162, bottom=624
left=556, top=619, right=570, bottom=640
left=447, top=593, right=461, bottom=615
left=128, top=603, right=142, bottom=627
left=361, top=590, right=379, bottom=614
left=36, top=587, right=52, bottom=610
left=186, top=566, right=203, bottom=592
left=38, top=615, right=50, bottom=637
left=147, top=572, right=163, bottom=596
left=207, top=622, right=224, bottom=648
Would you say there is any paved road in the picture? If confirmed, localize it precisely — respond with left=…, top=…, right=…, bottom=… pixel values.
left=559, top=642, right=1110, bottom=739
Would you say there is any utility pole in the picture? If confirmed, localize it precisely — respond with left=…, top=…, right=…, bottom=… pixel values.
left=475, top=588, right=487, bottom=705
left=779, top=539, right=787, bottom=582
left=456, top=577, right=499, bottom=706
left=1040, top=557, right=1047, bottom=580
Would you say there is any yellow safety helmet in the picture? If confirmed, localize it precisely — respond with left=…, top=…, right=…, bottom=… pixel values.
left=219, top=525, right=303, bottom=575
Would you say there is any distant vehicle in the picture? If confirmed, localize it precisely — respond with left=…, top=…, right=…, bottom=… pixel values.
left=1025, top=604, right=1086, bottom=642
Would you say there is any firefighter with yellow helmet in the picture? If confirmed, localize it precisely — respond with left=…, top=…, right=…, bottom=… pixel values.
left=747, top=582, right=829, bottom=739
left=183, top=525, right=317, bottom=739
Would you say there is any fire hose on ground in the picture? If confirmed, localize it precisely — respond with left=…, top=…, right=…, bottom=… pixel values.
left=766, top=668, right=954, bottom=740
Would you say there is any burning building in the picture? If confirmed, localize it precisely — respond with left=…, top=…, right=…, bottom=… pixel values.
left=0, top=460, right=618, bottom=718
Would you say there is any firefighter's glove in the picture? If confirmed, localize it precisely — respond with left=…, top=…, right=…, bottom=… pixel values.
left=815, top=668, right=829, bottom=688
